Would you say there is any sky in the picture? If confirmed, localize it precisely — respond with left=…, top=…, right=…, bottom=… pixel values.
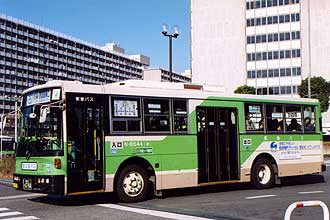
left=0, top=0, right=190, bottom=73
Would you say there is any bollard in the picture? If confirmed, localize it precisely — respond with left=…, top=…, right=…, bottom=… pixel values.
left=284, top=200, right=329, bottom=220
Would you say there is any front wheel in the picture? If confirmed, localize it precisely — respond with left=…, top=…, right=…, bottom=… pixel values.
left=116, top=165, right=150, bottom=203
left=251, top=158, right=275, bottom=189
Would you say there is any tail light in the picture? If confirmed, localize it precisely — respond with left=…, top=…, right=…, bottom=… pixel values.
left=55, top=159, right=61, bottom=169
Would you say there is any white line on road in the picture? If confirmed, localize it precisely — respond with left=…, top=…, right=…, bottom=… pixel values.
left=2, top=217, right=39, bottom=220
left=0, top=211, right=22, bottom=217
left=0, top=193, right=45, bottom=201
left=298, top=191, right=325, bottom=194
left=245, top=195, right=277, bottom=200
left=98, top=204, right=215, bottom=220
left=0, top=208, right=10, bottom=212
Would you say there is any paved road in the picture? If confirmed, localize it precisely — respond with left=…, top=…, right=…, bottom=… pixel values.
left=0, top=162, right=329, bottom=220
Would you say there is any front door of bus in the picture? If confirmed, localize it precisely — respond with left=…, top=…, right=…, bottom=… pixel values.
left=197, top=107, right=239, bottom=183
left=66, top=94, right=105, bottom=193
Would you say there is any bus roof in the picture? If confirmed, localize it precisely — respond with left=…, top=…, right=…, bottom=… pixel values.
left=22, top=80, right=319, bottom=104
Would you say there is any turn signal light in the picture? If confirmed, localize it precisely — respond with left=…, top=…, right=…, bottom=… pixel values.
left=55, top=159, right=61, bottom=169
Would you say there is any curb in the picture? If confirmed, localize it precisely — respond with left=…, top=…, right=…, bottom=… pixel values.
left=0, top=178, right=12, bottom=186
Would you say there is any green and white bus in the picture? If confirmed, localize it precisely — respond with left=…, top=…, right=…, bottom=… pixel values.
left=13, top=80, right=326, bottom=202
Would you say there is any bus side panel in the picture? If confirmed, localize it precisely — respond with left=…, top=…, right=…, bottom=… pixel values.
left=240, top=134, right=323, bottom=181
left=104, top=135, right=198, bottom=192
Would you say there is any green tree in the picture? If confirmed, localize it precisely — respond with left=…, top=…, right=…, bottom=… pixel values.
left=298, top=77, right=330, bottom=112
left=234, top=85, right=256, bottom=94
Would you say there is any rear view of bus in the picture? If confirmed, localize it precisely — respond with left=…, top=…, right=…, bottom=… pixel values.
left=13, top=87, right=65, bottom=194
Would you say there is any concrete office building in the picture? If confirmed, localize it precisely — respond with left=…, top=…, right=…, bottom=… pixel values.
left=191, top=0, right=330, bottom=97
left=0, top=14, right=151, bottom=134
left=144, top=68, right=191, bottom=82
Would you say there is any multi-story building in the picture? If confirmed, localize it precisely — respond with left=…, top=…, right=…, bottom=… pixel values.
left=0, top=13, right=151, bottom=134
left=144, top=68, right=191, bottom=82
left=191, top=0, right=330, bottom=97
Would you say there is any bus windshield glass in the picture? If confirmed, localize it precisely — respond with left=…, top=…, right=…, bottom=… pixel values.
left=16, top=88, right=63, bottom=157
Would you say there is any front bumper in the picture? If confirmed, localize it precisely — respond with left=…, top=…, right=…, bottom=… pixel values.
left=13, top=174, right=65, bottom=195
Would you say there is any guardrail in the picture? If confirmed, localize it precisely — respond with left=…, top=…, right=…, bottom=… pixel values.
left=284, top=201, right=329, bottom=220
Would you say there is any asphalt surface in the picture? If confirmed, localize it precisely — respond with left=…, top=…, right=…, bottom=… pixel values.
left=0, top=161, right=329, bottom=220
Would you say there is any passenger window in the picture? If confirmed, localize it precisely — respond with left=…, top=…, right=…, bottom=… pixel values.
left=303, top=106, right=316, bottom=132
left=285, top=105, right=302, bottom=132
left=173, top=99, right=188, bottom=133
left=245, top=103, right=264, bottom=132
left=111, top=97, right=141, bottom=132
left=266, top=104, right=284, bottom=132
left=144, top=98, right=170, bottom=132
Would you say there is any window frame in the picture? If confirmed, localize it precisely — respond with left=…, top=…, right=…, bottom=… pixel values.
left=110, top=96, right=143, bottom=134
left=244, top=103, right=265, bottom=133
left=172, top=99, right=189, bottom=134
left=143, top=97, right=171, bottom=134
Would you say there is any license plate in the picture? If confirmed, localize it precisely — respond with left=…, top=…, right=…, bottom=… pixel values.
left=22, top=178, right=32, bottom=190
left=21, top=162, right=37, bottom=171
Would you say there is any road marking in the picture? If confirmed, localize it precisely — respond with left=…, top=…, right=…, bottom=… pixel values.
left=0, top=208, right=39, bottom=220
left=0, top=193, right=45, bottom=201
left=245, top=195, right=277, bottom=200
left=98, top=204, right=215, bottom=220
left=2, top=217, right=39, bottom=220
left=0, top=211, right=23, bottom=217
left=298, top=191, right=325, bottom=194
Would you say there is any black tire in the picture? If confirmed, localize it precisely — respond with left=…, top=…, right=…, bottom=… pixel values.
left=251, top=158, right=275, bottom=189
left=116, top=164, right=150, bottom=203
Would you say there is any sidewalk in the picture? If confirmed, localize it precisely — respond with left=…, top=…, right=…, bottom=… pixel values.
left=0, top=178, right=12, bottom=186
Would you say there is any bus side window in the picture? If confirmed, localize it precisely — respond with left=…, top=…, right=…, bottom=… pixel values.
left=303, top=106, right=316, bottom=132
left=111, top=97, right=142, bottom=133
left=244, top=103, right=264, bottom=132
left=266, top=104, right=284, bottom=132
left=173, top=99, right=188, bottom=133
left=144, top=98, right=170, bottom=132
left=285, top=105, right=302, bottom=132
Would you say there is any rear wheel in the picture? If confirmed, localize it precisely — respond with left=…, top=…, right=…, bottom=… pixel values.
left=116, top=164, right=150, bottom=203
left=251, top=158, right=275, bottom=189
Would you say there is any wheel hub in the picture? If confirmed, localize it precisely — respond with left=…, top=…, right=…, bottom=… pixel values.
left=258, top=164, right=271, bottom=184
left=123, top=172, right=144, bottom=197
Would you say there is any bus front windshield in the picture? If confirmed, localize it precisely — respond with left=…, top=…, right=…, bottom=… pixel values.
left=16, top=104, right=63, bottom=157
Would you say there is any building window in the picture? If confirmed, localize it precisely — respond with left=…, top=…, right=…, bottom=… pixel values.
left=268, top=34, right=273, bottom=42
left=285, top=68, right=291, bottom=76
left=268, top=51, right=273, bottom=60
left=268, top=0, right=273, bottom=7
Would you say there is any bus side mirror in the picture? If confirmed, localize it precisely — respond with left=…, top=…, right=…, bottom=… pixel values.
left=39, top=107, right=48, bottom=123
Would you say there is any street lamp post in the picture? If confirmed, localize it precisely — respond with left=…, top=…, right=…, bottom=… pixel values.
left=0, top=114, right=5, bottom=160
left=162, top=24, right=179, bottom=82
